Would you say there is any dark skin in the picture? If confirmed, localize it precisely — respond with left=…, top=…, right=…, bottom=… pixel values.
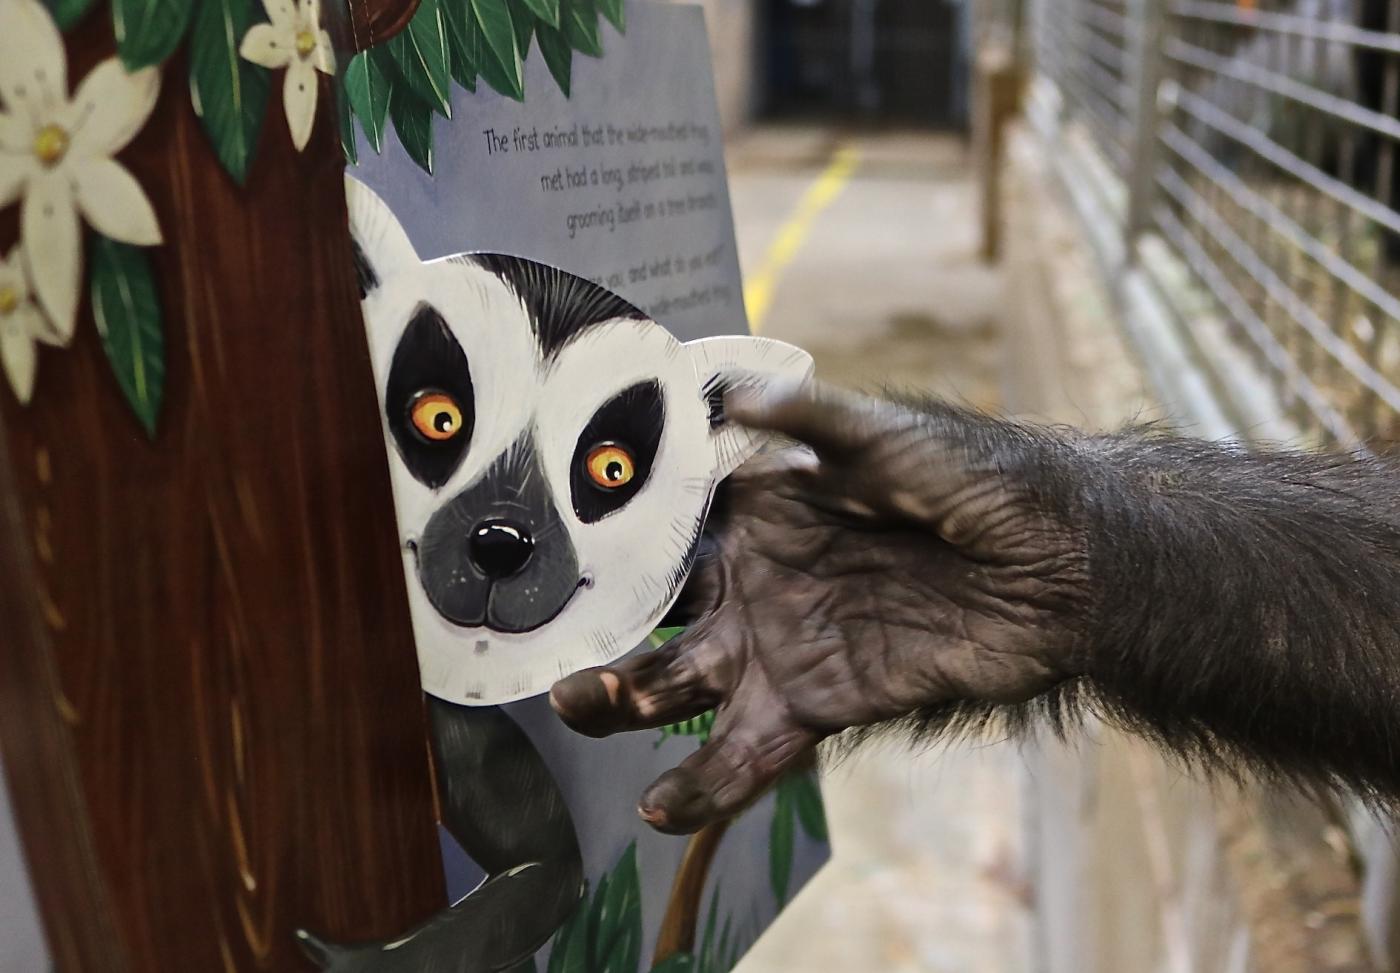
left=551, top=379, right=1091, bottom=834
left=552, top=378, right=1400, bottom=832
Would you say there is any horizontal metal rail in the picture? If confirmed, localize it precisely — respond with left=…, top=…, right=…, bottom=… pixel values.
left=1173, top=87, right=1400, bottom=238
left=1159, top=123, right=1400, bottom=320
left=1158, top=165, right=1400, bottom=413
left=1169, top=0, right=1400, bottom=54
left=1154, top=203, right=1360, bottom=444
left=1165, top=37, right=1400, bottom=143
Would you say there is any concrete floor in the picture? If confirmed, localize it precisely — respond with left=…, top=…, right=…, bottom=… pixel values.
left=726, top=127, right=1033, bottom=973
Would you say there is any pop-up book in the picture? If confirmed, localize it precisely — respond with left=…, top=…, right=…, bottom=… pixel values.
left=0, top=2, right=828, bottom=970
left=313, top=3, right=830, bottom=972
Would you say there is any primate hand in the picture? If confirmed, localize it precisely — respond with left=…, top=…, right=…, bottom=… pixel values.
left=550, top=381, right=1091, bottom=834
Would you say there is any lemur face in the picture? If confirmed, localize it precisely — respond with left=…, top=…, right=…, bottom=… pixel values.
left=347, top=177, right=814, bottom=705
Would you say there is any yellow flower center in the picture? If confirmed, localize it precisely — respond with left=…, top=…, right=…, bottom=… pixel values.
left=33, top=124, right=70, bottom=167
left=0, top=285, right=17, bottom=316
left=295, top=29, right=317, bottom=57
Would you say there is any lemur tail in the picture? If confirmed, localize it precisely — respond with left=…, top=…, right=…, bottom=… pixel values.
left=295, top=928, right=355, bottom=968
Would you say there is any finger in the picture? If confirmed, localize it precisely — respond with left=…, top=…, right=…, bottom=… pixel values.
left=549, top=618, right=736, bottom=738
left=637, top=712, right=820, bottom=834
left=724, top=377, right=892, bottom=459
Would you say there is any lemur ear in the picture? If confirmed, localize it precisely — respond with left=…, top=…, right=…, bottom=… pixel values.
left=344, top=175, right=421, bottom=297
left=685, top=335, right=815, bottom=478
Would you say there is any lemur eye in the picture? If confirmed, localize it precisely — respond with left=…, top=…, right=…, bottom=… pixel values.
left=585, top=443, right=636, bottom=489
left=409, top=391, right=464, bottom=443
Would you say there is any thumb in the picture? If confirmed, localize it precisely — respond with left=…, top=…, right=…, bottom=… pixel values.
left=723, top=378, right=896, bottom=460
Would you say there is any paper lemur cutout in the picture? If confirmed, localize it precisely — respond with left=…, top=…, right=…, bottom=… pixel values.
left=347, top=175, right=814, bottom=706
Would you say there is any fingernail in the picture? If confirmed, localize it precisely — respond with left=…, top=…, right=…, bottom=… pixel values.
left=550, top=672, right=621, bottom=732
left=641, top=775, right=713, bottom=834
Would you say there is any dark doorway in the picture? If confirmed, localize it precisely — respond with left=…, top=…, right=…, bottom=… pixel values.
left=761, top=0, right=970, bottom=128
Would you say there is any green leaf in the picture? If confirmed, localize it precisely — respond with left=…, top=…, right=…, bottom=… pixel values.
left=444, top=0, right=480, bottom=90
left=546, top=881, right=590, bottom=973
left=337, top=71, right=357, bottom=164
left=113, top=0, right=195, bottom=69
left=769, top=785, right=794, bottom=905
left=387, top=0, right=453, bottom=117
left=389, top=85, right=435, bottom=173
left=448, top=49, right=478, bottom=91
left=597, top=0, right=623, bottom=31
left=650, top=958, right=695, bottom=973
left=791, top=772, right=828, bottom=842
left=346, top=50, right=394, bottom=153
left=510, top=0, right=535, bottom=59
left=595, top=844, right=640, bottom=973
left=561, top=0, right=601, bottom=57
left=43, top=0, right=97, bottom=30
left=699, top=888, right=720, bottom=972
left=518, top=0, right=559, bottom=28
left=90, top=236, right=165, bottom=437
left=536, top=22, right=572, bottom=96
left=471, top=0, right=525, bottom=99
left=188, top=0, right=270, bottom=185
left=649, top=625, right=686, bottom=647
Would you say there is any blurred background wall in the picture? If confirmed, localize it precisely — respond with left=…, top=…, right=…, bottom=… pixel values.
left=680, top=0, right=1400, bottom=971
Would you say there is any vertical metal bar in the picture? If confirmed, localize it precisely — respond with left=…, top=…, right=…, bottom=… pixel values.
left=1126, top=0, right=1167, bottom=243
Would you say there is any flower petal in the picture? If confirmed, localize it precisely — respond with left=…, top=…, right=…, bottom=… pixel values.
left=240, top=22, right=294, bottom=70
left=0, top=150, right=32, bottom=209
left=1, top=317, right=38, bottom=405
left=300, top=0, right=322, bottom=31
left=66, top=60, right=162, bottom=158
left=264, top=0, right=298, bottom=29
left=72, top=158, right=163, bottom=246
left=0, top=112, right=30, bottom=153
left=283, top=60, right=319, bottom=152
left=0, top=0, right=66, bottom=118
left=21, top=174, right=80, bottom=344
left=0, top=246, right=25, bottom=292
left=315, top=30, right=336, bottom=76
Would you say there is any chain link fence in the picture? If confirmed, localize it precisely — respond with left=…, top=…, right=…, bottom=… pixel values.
left=1024, top=0, right=1400, bottom=446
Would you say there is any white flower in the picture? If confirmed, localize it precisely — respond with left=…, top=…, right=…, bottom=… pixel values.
left=0, top=0, right=162, bottom=344
left=0, top=246, right=57, bottom=405
left=241, top=0, right=336, bottom=152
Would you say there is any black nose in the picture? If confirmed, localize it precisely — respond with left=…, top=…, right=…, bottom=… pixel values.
left=469, top=520, right=534, bottom=579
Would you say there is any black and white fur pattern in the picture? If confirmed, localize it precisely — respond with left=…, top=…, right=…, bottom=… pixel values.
left=346, top=175, right=813, bottom=707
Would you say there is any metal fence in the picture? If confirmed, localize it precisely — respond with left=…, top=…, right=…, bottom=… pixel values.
left=1026, top=0, right=1400, bottom=446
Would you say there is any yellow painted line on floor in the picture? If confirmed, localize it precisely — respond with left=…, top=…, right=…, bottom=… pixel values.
left=744, top=144, right=861, bottom=334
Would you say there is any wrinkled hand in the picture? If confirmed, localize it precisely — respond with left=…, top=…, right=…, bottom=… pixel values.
left=550, top=381, right=1092, bottom=834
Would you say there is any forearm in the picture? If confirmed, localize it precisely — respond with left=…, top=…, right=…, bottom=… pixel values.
left=1064, top=433, right=1400, bottom=798
left=547, top=381, right=1400, bottom=833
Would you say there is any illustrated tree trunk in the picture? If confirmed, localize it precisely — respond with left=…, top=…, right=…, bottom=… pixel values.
left=0, top=2, right=440, bottom=970
left=652, top=820, right=733, bottom=965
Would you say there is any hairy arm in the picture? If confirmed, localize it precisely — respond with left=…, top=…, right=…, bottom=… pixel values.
left=1070, top=433, right=1400, bottom=801
left=551, top=380, right=1400, bottom=832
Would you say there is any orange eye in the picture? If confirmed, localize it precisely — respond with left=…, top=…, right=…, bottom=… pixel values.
left=410, top=392, right=463, bottom=442
left=585, top=443, right=635, bottom=489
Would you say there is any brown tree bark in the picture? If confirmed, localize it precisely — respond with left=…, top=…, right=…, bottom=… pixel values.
left=0, top=2, right=444, bottom=970
left=651, top=820, right=732, bottom=966
left=347, top=0, right=423, bottom=50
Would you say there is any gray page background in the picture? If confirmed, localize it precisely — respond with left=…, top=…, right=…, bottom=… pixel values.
left=0, top=759, right=48, bottom=973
